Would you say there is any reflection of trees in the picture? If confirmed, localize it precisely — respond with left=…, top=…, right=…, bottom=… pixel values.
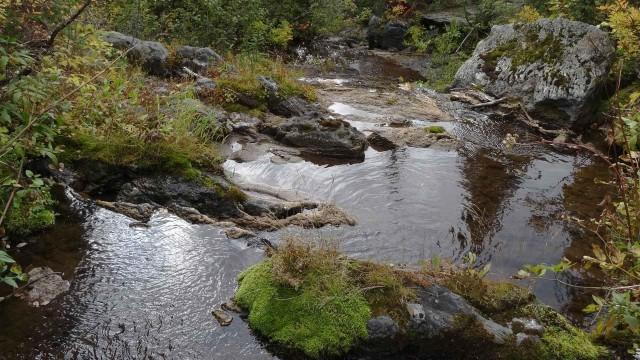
left=458, top=149, right=530, bottom=253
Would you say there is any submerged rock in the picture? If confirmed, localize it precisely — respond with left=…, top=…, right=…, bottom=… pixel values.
left=15, top=267, right=70, bottom=307
left=103, top=31, right=171, bottom=76
left=454, top=18, right=615, bottom=129
left=260, top=115, right=367, bottom=159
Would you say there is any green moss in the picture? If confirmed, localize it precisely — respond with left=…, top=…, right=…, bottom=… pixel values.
left=516, top=304, right=607, bottom=360
left=419, top=53, right=468, bottom=92
left=224, top=185, right=248, bottom=203
left=443, top=271, right=533, bottom=316
left=481, top=28, right=565, bottom=79
left=235, top=260, right=371, bottom=358
left=4, top=189, right=56, bottom=236
left=426, top=125, right=446, bottom=134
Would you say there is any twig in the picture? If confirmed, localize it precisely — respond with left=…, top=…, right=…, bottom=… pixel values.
left=518, top=103, right=567, bottom=136
left=46, top=0, right=93, bottom=49
left=455, top=27, right=475, bottom=54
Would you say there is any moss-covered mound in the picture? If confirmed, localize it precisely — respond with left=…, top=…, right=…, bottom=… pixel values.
left=236, top=239, right=607, bottom=359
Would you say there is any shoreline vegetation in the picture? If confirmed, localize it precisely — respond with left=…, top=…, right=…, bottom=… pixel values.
left=1, top=0, right=639, bottom=358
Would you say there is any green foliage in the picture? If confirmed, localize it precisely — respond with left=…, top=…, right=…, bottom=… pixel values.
left=97, top=0, right=357, bottom=51
left=236, top=259, right=370, bottom=358
left=426, top=125, right=446, bottom=134
left=0, top=250, right=27, bottom=289
left=2, top=171, right=56, bottom=236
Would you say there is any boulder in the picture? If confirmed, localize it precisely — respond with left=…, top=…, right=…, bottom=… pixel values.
left=454, top=18, right=615, bottom=129
left=260, top=115, right=367, bottom=159
left=258, top=76, right=315, bottom=117
left=103, top=31, right=170, bottom=76
left=175, top=45, right=223, bottom=74
left=367, top=17, right=408, bottom=51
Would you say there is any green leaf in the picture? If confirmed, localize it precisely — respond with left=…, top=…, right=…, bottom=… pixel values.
left=25, top=170, right=34, bottom=178
left=0, top=251, right=15, bottom=263
left=2, top=277, right=18, bottom=288
left=583, top=304, right=600, bottom=314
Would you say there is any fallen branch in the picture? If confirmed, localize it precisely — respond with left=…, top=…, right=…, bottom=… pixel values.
left=518, top=103, right=567, bottom=136
left=470, top=97, right=508, bottom=108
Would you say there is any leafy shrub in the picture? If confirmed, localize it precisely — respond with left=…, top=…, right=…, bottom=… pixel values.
left=513, top=5, right=543, bottom=23
left=0, top=251, right=27, bottom=288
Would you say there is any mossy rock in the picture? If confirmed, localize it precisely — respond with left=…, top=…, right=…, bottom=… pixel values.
left=514, top=304, right=607, bottom=360
left=235, top=260, right=371, bottom=358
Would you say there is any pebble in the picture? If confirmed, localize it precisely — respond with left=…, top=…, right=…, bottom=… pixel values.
left=212, top=308, right=233, bottom=326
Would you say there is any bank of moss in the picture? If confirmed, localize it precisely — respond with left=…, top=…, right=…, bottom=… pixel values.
left=236, top=260, right=371, bottom=358
left=236, top=240, right=606, bottom=359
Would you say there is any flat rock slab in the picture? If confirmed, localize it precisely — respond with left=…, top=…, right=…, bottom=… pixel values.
left=16, top=267, right=70, bottom=307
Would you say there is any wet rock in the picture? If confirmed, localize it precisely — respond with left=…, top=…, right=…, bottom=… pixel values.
left=222, top=299, right=243, bottom=313
left=103, top=32, right=170, bottom=77
left=15, top=267, right=70, bottom=307
left=367, top=17, right=408, bottom=51
left=454, top=18, right=615, bottom=129
left=212, top=308, right=233, bottom=326
left=410, top=285, right=513, bottom=344
left=235, top=204, right=356, bottom=231
left=175, top=45, right=223, bottom=74
left=511, top=318, right=544, bottom=336
left=96, top=200, right=157, bottom=222
left=260, top=114, right=367, bottom=159
left=258, top=76, right=315, bottom=117
left=225, top=227, right=256, bottom=239
left=367, top=132, right=397, bottom=151
left=117, top=175, right=242, bottom=219
left=377, top=127, right=456, bottom=149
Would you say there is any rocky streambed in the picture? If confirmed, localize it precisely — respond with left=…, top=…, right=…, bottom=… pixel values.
left=0, top=34, right=615, bottom=359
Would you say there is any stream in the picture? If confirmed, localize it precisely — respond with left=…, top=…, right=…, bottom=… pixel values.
left=0, top=53, right=612, bottom=359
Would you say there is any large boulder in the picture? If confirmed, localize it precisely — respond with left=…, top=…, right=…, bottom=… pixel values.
left=260, top=115, right=367, bottom=159
left=103, top=31, right=170, bottom=76
left=454, top=18, right=615, bottom=129
left=367, top=16, right=408, bottom=51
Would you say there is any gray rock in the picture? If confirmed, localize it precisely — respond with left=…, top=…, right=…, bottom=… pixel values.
left=103, top=31, right=170, bottom=76
left=367, top=316, right=399, bottom=340
left=260, top=115, right=367, bottom=159
left=176, top=45, right=222, bottom=74
left=258, top=76, right=315, bottom=117
left=454, top=18, right=615, bottom=129
left=410, top=285, right=513, bottom=344
left=15, top=267, right=70, bottom=307
left=195, top=77, right=217, bottom=97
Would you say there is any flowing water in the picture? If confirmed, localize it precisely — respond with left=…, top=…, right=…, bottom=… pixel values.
left=0, top=53, right=613, bottom=359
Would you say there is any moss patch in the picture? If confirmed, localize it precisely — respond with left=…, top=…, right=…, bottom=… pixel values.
left=425, top=125, right=446, bottom=134
left=516, top=304, right=607, bottom=360
left=235, top=260, right=371, bottom=358
left=481, top=27, right=565, bottom=79
left=4, top=188, right=56, bottom=236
